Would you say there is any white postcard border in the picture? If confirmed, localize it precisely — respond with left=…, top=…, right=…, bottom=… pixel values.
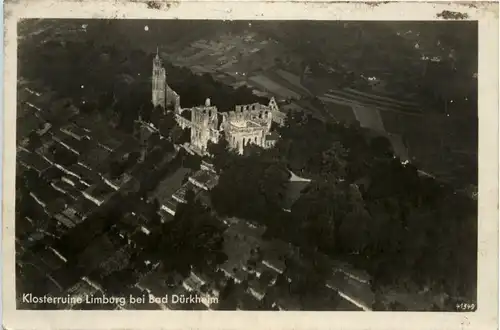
left=3, top=1, right=498, bottom=330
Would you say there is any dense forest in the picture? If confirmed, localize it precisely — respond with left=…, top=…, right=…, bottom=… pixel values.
left=208, top=111, right=477, bottom=310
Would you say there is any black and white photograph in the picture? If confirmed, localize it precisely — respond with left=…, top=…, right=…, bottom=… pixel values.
left=3, top=3, right=498, bottom=329
left=12, top=17, right=481, bottom=312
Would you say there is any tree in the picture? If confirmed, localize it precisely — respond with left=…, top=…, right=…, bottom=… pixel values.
left=97, top=91, right=114, bottom=112
left=162, top=139, right=175, bottom=153
left=158, top=111, right=177, bottom=137
left=27, top=131, right=42, bottom=151
left=46, top=197, right=67, bottom=215
left=109, top=160, right=125, bottom=179
left=140, top=101, right=154, bottom=123
left=320, top=141, right=349, bottom=178
left=170, top=126, right=190, bottom=145
left=79, top=100, right=96, bottom=114
left=155, top=194, right=227, bottom=277
left=370, top=136, right=394, bottom=159
left=211, top=156, right=289, bottom=224
left=165, top=111, right=177, bottom=129
left=206, top=132, right=234, bottom=173
left=273, top=112, right=338, bottom=178
left=183, top=153, right=202, bottom=170
left=147, top=132, right=162, bottom=151
left=178, top=128, right=191, bottom=145
left=148, top=198, right=161, bottom=223
left=291, top=179, right=356, bottom=253
left=53, top=147, right=78, bottom=167
left=218, top=279, right=238, bottom=310
left=151, top=105, right=163, bottom=127
left=181, top=172, right=190, bottom=184
left=118, top=103, right=136, bottom=134
left=338, top=211, right=371, bottom=253
left=259, top=162, right=289, bottom=207
left=126, top=151, right=141, bottom=166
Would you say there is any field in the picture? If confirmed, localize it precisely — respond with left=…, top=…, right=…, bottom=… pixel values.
left=248, top=75, right=301, bottom=99
left=351, top=106, right=385, bottom=132
left=18, top=19, right=478, bottom=187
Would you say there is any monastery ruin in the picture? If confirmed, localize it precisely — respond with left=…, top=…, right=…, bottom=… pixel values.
left=152, top=50, right=285, bottom=155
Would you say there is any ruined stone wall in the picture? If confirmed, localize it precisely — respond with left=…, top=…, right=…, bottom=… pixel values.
left=271, top=110, right=286, bottom=125
left=152, top=55, right=287, bottom=156
left=227, top=105, right=273, bottom=131
left=165, top=84, right=180, bottom=113
left=190, top=106, right=220, bottom=153
left=223, top=123, right=267, bottom=154
left=175, top=113, right=192, bottom=130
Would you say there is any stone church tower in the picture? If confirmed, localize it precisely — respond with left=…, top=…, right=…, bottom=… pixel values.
left=150, top=48, right=283, bottom=156
left=190, top=98, right=220, bottom=153
left=152, top=48, right=166, bottom=108
left=152, top=48, right=181, bottom=114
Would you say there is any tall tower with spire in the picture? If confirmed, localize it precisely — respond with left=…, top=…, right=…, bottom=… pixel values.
left=152, top=47, right=166, bottom=108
